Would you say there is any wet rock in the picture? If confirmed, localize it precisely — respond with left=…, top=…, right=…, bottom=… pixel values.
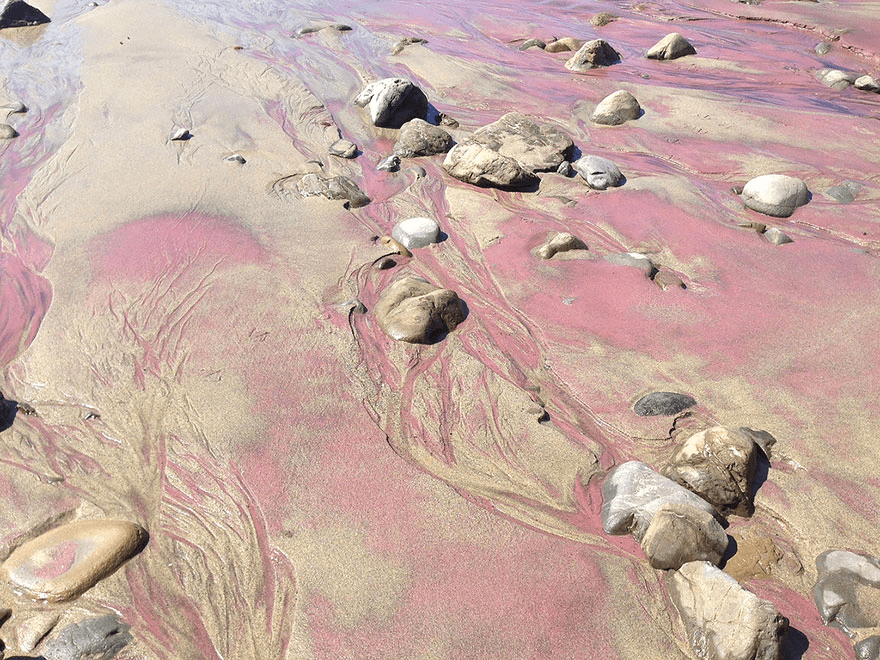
left=634, top=391, right=695, bottom=417
left=295, top=173, right=371, bottom=208
left=762, top=227, right=793, bottom=245
left=667, top=561, right=789, bottom=660
left=565, top=39, right=621, bottom=71
left=855, top=75, right=880, bottom=91
left=591, top=12, right=616, bottom=26
left=442, top=141, right=539, bottom=189
left=377, top=154, right=401, bottom=172
left=646, top=33, right=696, bottom=60
left=329, top=139, right=358, bottom=158
left=392, top=217, right=440, bottom=249
left=169, top=127, right=192, bottom=141
left=640, top=502, right=729, bottom=569
left=816, top=68, right=856, bottom=89
left=856, top=636, right=880, bottom=660
left=556, top=161, right=574, bottom=177
left=0, top=519, right=148, bottom=603
left=574, top=155, right=624, bottom=190
left=0, top=0, right=50, bottom=28
left=601, top=461, right=721, bottom=542
left=391, top=36, right=427, bottom=55
left=741, top=174, right=810, bottom=218
left=470, top=112, right=573, bottom=172
left=826, top=181, right=861, bottom=203
left=545, top=37, right=581, bottom=53
left=374, top=276, right=465, bottom=344
left=354, top=77, right=428, bottom=128
left=43, top=614, right=132, bottom=660
left=519, top=38, right=546, bottom=51
left=653, top=269, right=686, bottom=290
left=536, top=232, right=587, bottom=259
left=0, top=123, right=18, bottom=139
left=590, top=90, right=641, bottom=125
left=813, top=550, right=880, bottom=636
left=17, top=611, right=60, bottom=652
left=605, top=252, right=656, bottom=276
left=661, top=426, right=760, bottom=517
left=394, top=118, right=453, bottom=158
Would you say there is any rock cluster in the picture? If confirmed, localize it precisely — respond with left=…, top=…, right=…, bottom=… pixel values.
left=374, top=276, right=465, bottom=343
left=354, top=78, right=428, bottom=128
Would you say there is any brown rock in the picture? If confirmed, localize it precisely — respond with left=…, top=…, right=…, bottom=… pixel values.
left=374, top=276, right=465, bottom=344
left=394, top=118, right=453, bottom=157
left=470, top=112, right=573, bottom=172
left=590, top=90, right=641, bottom=125
left=565, top=39, right=621, bottom=71
left=653, top=270, right=686, bottom=290
left=646, top=33, right=697, bottom=60
left=536, top=232, right=587, bottom=259
left=545, top=37, right=582, bottom=53
left=442, top=141, right=539, bottom=189
left=640, top=502, right=729, bottom=570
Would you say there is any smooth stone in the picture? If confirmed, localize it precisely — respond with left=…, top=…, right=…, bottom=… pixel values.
left=590, top=90, right=641, bottom=125
left=379, top=236, right=412, bottom=258
left=519, top=38, right=546, bottom=51
left=17, top=611, right=60, bottom=652
left=354, top=77, right=428, bottom=128
left=591, top=12, right=616, bottom=26
left=565, top=39, right=621, bottom=71
left=601, top=461, right=721, bottom=542
left=374, top=276, right=465, bottom=344
left=377, top=154, right=401, bottom=172
left=855, top=75, right=880, bottom=91
left=168, top=127, right=191, bottom=141
left=536, top=232, right=587, bottom=259
left=741, top=174, right=810, bottom=217
left=224, top=154, right=246, bottom=164
left=763, top=227, right=793, bottom=245
left=545, top=37, right=581, bottom=53
left=0, top=0, right=49, bottom=28
left=574, top=155, right=624, bottom=190
left=605, top=252, right=656, bottom=276
left=813, top=550, right=880, bottom=636
left=0, top=123, right=18, bottom=139
left=329, top=139, right=358, bottom=158
left=392, top=216, right=440, bottom=249
left=856, top=636, right=880, bottom=660
left=0, top=519, right=148, bottom=603
left=653, top=269, right=686, bottom=290
left=442, top=141, right=538, bottom=189
left=2, top=100, right=27, bottom=113
left=633, top=391, right=695, bottom=417
left=640, top=502, right=729, bottom=569
left=661, top=426, right=760, bottom=517
left=394, top=118, right=453, bottom=157
left=470, top=112, right=573, bottom=172
left=646, top=32, right=696, bottom=60
left=295, top=173, right=371, bottom=208
left=556, top=161, right=574, bottom=177
left=826, top=181, right=861, bottom=203
left=667, top=561, right=789, bottom=660
left=816, top=68, right=856, bottom=89
left=815, top=42, right=832, bottom=55
left=43, top=614, right=132, bottom=660
left=391, top=36, right=427, bottom=55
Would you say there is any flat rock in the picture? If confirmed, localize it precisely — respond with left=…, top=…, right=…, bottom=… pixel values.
left=813, top=550, right=880, bottom=636
left=545, top=37, right=581, bottom=53
left=0, top=0, right=50, bottom=28
left=667, top=561, right=789, bottom=660
left=442, top=141, right=539, bottom=189
left=741, top=174, right=810, bottom=217
left=574, top=155, right=624, bottom=190
left=816, top=68, right=856, bottom=89
left=601, top=461, right=721, bottom=542
left=43, top=614, right=132, bottom=660
left=565, top=39, right=620, bottom=71
left=0, top=519, right=148, bottom=603
left=536, top=232, right=587, bottom=259
left=640, top=502, right=729, bottom=569
left=855, top=75, right=880, bottom=91
left=394, top=118, right=453, bottom=158
left=646, top=33, right=696, bottom=60
left=634, top=391, right=695, bottom=416
left=391, top=217, right=440, bottom=249
left=328, top=139, right=358, bottom=158
left=825, top=181, right=861, bottom=203
left=590, top=90, right=641, bottom=125
left=662, top=426, right=760, bottom=517
left=0, top=123, right=18, bottom=139
left=354, top=77, right=428, bottom=128
left=295, top=173, right=371, bottom=208
left=470, top=112, right=573, bottom=172
left=374, top=276, right=465, bottom=344
left=605, top=252, right=656, bottom=276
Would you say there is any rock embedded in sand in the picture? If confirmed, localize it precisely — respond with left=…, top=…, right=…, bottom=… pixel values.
left=374, top=276, right=465, bottom=344
left=168, top=127, right=192, bottom=141
left=667, top=561, right=789, bottom=660
left=653, top=269, right=686, bottom=290
left=0, top=519, right=148, bottom=603
left=519, top=38, right=546, bottom=51
left=816, top=68, right=856, bottom=89
left=856, top=636, right=880, bottom=660
left=0, top=123, right=18, bottom=139
left=354, top=77, right=428, bottom=129
left=536, top=232, right=587, bottom=259
left=646, top=33, right=696, bottom=60
left=762, top=227, right=793, bottom=245
left=295, top=173, right=371, bottom=208
left=826, top=181, right=861, bottom=203
left=377, top=154, right=401, bottom=172
left=741, top=174, right=810, bottom=217
left=2, top=100, right=26, bottom=114
left=813, top=549, right=880, bottom=636
left=0, top=0, right=50, bottom=28
left=545, top=37, right=581, bottom=53
left=329, top=139, right=358, bottom=158
left=564, top=39, right=620, bottom=71
left=590, top=90, right=642, bottom=125
left=591, top=12, right=616, bottom=26
left=855, top=75, right=880, bottom=91
left=391, top=36, right=427, bottom=55
left=470, top=112, right=573, bottom=172
left=574, top=155, right=624, bottom=190
left=443, top=141, right=538, bottom=189
left=43, top=614, right=132, bottom=660
left=394, top=118, right=453, bottom=158
left=640, top=502, right=729, bottom=569
left=606, top=252, right=656, bottom=276
left=634, top=391, right=695, bottom=417
left=391, top=217, right=440, bottom=249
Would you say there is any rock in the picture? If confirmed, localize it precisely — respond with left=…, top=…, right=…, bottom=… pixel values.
left=574, top=155, right=624, bottom=190
left=519, top=38, right=546, bottom=51
left=556, top=161, right=574, bottom=177
left=377, top=154, right=401, bottom=172
left=329, top=139, right=358, bottom=158
left=545, top=37, right=581, bottom=53
left=565, top=39, right=621, bottom=71
left=43, top=614, right=132, bottom=660
left=394, top=118, right=453, bottom=157
left=814, top=42, right=831, bottom=55
left=0, top=123, right=18, bottom=139
left=646, top=33, right=696, bottom=60
left=605, top=252, right=656, bottom=276
left=296, top=23, right=352, bottom=36
left=816, top=68, right=856, bottom=89
left=640, top=503, right=729, bottom=569
left=407, top=165, right=427, bottom=178
left=855, top=75, right=880, bottom=91
left=741, top=174, right=810, bottom=218
left=667, top=561, right=789, bottom=660
left=391, top=217, right=440, bottom=249
left=856, top=636, right=880, bottom=660
left=738, top=427, right=777, bottom=459
left=470, top=112, right=573, bottom=172
left=295, top=173, right=371, bottom=208
left=813, top=550, right=880, bottom=636
left=601, top=461, right=721, bottom=542
left=0, top=0, right=50, bottom=28
left=633, top=392, right=696, bottom=417
left=442, top=141, right=538, bottom=189
left=653, top=269, right=686, bottom=290
left=374, top=276, right=465, bottom=344
left=661, top=426, right=760, bottom=517
left=1, top=100, right=26, bottom=114
left=379, top=236, right=412, bottom=258
left=762, top=227, right=793, bottom=245
left=391, top=36, right=427, bottom=55
left=17, top=611, right=60, bottom=652
left=354, top=78, right=428, bottom=129
left=437, top=113, right=459, bottom=128
left=590, top=90, right=642, bottom=125
left=826, top=181, right=861, bottom=203
left=224, top=154, right=246, bottom=164
left=169, top=127, right=191, bottom=141
left=591, top=12, right=616, bottom=26
left=0, top=519, right=148, bottom=603
left=536, top=232, right=587, bottom=259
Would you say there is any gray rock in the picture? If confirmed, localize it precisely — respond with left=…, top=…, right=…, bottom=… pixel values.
left=590, top=90, right=641, bottom=125
left=634, top=391, right=695, bottom=417
left=646, top=33, right=697, bottom=60
left=392, top=217, right=440, bottom=249
left=442, top=141, right=538, bottom=189
left=0, top=123, right=18, bottom=139
left=470, top=112, right=573, bottom=172
left=762, top=227, right=793, bottom=245
left=545, top=37, right=581, bottom=53
left=640, top=502, right=729, bottom=569
left=295, top=173, right=371, bottom=208
left=741, top=174, right=810, bottom=217
left=815, top=42, right=832, bottom=55
left=536, top=232, right=587, bottom=259
left=601, top=461, right=721, bottom=542
left=605, top=252, right=656, bottom=276
left=856, top=636, right=880, bottom=660
left=556, top=160, right=574, bottom=177
left=519, top=38, right=546, bottom=51
left=855, top=75, right=880, bottom=91
left=813, top=550, right=880, bottom=636
left=565, top=39, right=621, bottom=71
left=825, top=181, right=861, bottom=203
left=0, top=0, right=49, bottom=28
left=329, top=139, right=358, bottom=158
left=394, top=118, right=453, bottom=157
left=354, top=77, right=428, bottom=128
left=816, top=68, right=856, bottom=89
left=377, top=154, right=401, bottom=171
left=662, top=426, right=760, bottom=517
left=667, top=561, right=789, bottom=660
left=374, top=276, right=465, bottom=343
left=574, top=155, right=624, bottom=190
left=43, top=615, right=131, bottom=660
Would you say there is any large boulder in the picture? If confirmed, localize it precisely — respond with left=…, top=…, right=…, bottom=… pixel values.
left=565, top=39, right=621, bottom=71
left=741, top=174, right=810, bottom=217
left=470, top=112, right=573, bottom=172
left=574, top=155, right=624, bottom=190
left=391, top=217, right=441, bottom=250
left=375, top=276, right=465, bottom=343
left=443, top=141, right=538, bottom=189
left=590, top=90, right=641, bottom=125
left=813, top=550, right=880, bottom=636
left=354, top=78, right=429, bottom=128
left=394, top=118, right=453, bottom=157
left=667, top=561, right=789, bottom=660
left=646, top=33, right=696, bottom=60
left=0, top=0, right=50, bottom=28
left=43, top=615, right=132, bottom=660
left=640, top=502, right=728, bottom=570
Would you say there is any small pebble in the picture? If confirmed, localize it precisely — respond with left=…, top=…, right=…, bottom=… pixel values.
left=224, top=154, right=246, bottom=164
left=329, top=139, right=358, bottom=158
left=0, top=123, right=18, bottom=139
left=377, top=154, right=401, bottom=172
left=814, top=42, right=831, bottom=55
left=763, top=227, right=793, bottom=245
left=378, top=257, right=396, bottom=270
left=556, top=161, right=574, bottom=177
left=169, top=127, right=192, bottom=141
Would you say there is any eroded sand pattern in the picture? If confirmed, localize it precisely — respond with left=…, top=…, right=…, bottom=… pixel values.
left=1, top=0, right=880, bottom=657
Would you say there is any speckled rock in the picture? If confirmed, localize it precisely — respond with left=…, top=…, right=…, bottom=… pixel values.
left=536, top=232, right=587, bottom=259
left=545, top=37, right=581, bottom=53
left=443, top=141, right=539, bottom=189
left=815, top=68, right=856, bottom=89
left=646, top=33, right=696, bottom=60
left=43, top=615, right=132, bottom=660
left=574, top=155, right=624, bottom=190
left=394, top=118, right=453, bottom=158
left=328, top=139, right=358, bottom=158
left=295, top=173, right=371, bottom=208
left=391, top=217, right=440, bottom=249
left=590, top=90, right=641, bottom=125
left=855, top=75, right=880, bottom=92
left=634, top=391, right=695, bottom=416
left=375, top=276, right=465, bottom=344
left=0, top=0, right=50, bottom=28
left=813, top=550, right=880, bottom=636
left=741, top=174, right=810, bottom=217
left=470, top=112, right=573, bottom=172
left=640, top=502, right=729, bottom=569
left=565, top=39, right=620, bottom=71
left=354, top=77, right=429, bottom=129
left=0, top=123, right=17, bottom=139
left=591, top=12, right=616, bottom=26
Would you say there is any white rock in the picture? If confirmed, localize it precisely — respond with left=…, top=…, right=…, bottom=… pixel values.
left=741, top=174, right=810, bottom=218
left=392, top=217, right=440, bottom=249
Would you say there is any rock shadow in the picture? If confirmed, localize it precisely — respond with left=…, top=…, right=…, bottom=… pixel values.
left=420, top=296, right=469, bottom=345
left=0, top=396, right=18, bottom=432
left=436, top=230, right=448, bottom=244
left=719, top=534, right=738, bottom=568
left=781, top=626, right=809, bottom=660
left=751, top=449, right=771, bottom=495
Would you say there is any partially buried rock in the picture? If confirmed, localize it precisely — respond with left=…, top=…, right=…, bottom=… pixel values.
left=855, top=75, right=880, bottom=92
left=667, top=561, right=789, bottom=660
left=813, top=550, right=880, bottom=636
left=519, top=38, right=546, bottom=51
left=605, top=252, right=656, bottom=276
left=43, top=614, right=132, bottom=660
left=762, top=227, right=793, bottom=245
left=591, top=12, right=616, bottom=26
left=0, top=519, right=148, bottom=603
left=826, top=181, right=861, bottom=203
left=374, top=276, right=465, bottom=343
left=646, top=33, right=696, bottom=60
left=377, top=154, right=400, bottom=172
left=443, top=141, right=538, bottom=189
left=295, top=173, right=370, bottom=208
left=394, top=118, right=453, bottom=157
left=17, top=611, right=60, bottom=652
left=590, top=90, right=641, bottom=125
left=470, top=112, right=573, bottom=172
left=634, top=391, right=696, bottom=417
left=653, top=269, right=686, bottom=290
left=329, top=139, right=358, bottom=158
left=574, top=155, right=624, bottom=190
left=640, top=502, right=729, bottom=569
left=816, top=68, right=855, bottom=89
left=391, top=36, right=427, bottom=55
left=536, top=232, right=587, bottom=259
left=392, top=216, right=440, bottom=249
left=856, top=637, right=880, bottom=660
left=565, top=39, right=620, bottom=71
left=741, top=174, right=809, bottom=217
left=545, top=37, right=581, bottom=53
left=354, top=77, right=428, bottom=129
left=0, top=123, right=18, bottom=139
left=0, top=0, right=50, bottom=28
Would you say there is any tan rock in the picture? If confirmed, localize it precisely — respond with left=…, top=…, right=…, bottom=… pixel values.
left=640, top=502, right=728, bottom=570
left=16, top=610, right=60, bottom=652
left=565, top=39, right=620, bottom=71
left=545, top=37, right=581, bottom=53
left=590, top=90, right=641, bottom=125
left=470, top=112, right=573, bottom=172
left=646, top=33, right=696, bottom=60
left=442, top=141, right=538, bottom=189
left=536, top=232, right=587, bottom=259
left=374, top=276, right=465, bottom=344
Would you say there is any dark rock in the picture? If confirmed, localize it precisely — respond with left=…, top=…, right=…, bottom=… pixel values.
left=825, top=181, right=861, bottom=203
left=354, top=78, right=428, bottom=129
left=294, top=174, right=371, bottom=208
left=0, top=123, right=18, bottom=139
left=329, top=139, right=358, bottom=158
left=442, top=141, right=538, bottom=189
left=394, top=118, right=453, bottom=157
left=0, top=0, right=49, bottom=28
left=590, top=90, right=641, bottom=125
left=634, top=391, right=695, bottom=417
left=470, top=112, right=573, bottom=172
left=545, top=37, right=581, bottom=53
left=640, top=502, right=729, bottom=569
left=741, top=174, right=810, bottom=217
left=224, top=154, right=246, bottom=164
left=374, top=276, right=465, bottom=343
left=519, top=38, right=546, bottom=51
left=856, top=636, right=880, bottom=660
left=574, top=155, right=624, bottom=190
left=565, top=39, right=620, bottom=71
left=437, top=113, right=459, bottom=128
left=813, top=550, right=880, bottom=636
left=646, top=33, right=696, bottom=60
left=536, top=232, right=587, bottom=259
left=377, top=154, right=401, bottom=171
left=43, top=615, right=132, bottom=660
